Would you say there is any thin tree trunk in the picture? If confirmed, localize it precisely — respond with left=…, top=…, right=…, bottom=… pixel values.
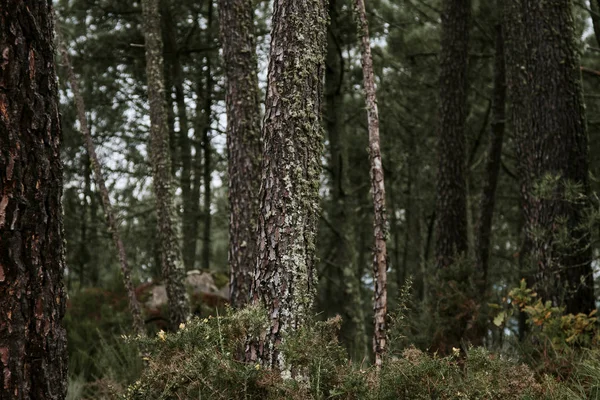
left=505, top=0, right=595, bottom=315
left=78, top=152, right=91, bottom=287
left=59, top=41, right=146, bottom=336
left=201, top=1, right=214, bottom=272
left=474, top=7, right=506, bottom=293
left=141, top=0, right=190, bottom=329
left=163, top=2, right=196, bottom=272
left=218, top=0, right=262, bottom=308
left=248, top=0, right=327, bottom=370
left=322, top=0, right=368, bottom=360
left=355, top=0, right=389, bottom=368
left=0, top=2, right=68, bottom=397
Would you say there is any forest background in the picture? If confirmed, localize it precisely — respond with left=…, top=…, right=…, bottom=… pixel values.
left=5, top=0, right=600, bottom=398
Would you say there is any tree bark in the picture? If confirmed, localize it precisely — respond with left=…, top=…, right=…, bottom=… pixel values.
left=505, top=0, right=595, bottom=315
left=218, top=0, right=262, bottom=308
left=163, top=2, right=195, bottom=272
left=0, top=1, right=68, bottom=398
left=354, top=0, right=389, bottom=368
left=59, top=40, right=146, bottom=336
left=435, top=0, right=470, bottom=270
left=141, top=0, right=190, bottom=329
left=474, top=7, right=505, bottom=293
left=248, top=0, right=327, bottom=370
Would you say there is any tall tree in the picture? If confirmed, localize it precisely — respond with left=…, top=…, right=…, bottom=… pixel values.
left=201, top=0, right=214, bottom=272
left=162, top=2, right=196, bottom=272
left=59, top=39, right=146, bottom=336
left=474, top=5, right=506, bottom=292
left=505, top=0, right=595, bottom=315
left=432, top=0, right=470, bottom=355
left=249, top=0, right=328, bottom=369
left=321, top=0, right=368, bottom=360
left=0, top=1, right=68, bottom=398
left=354, top=0, right=389, bottom=368
left=218, top=0, right=262, bottom=308
left=141, top=0, right=190, bottom=328
left=435, top=0, right=470, bottom=270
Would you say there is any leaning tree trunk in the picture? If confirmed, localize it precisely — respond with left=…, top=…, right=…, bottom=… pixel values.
left=354, top=0, right=389, bottom=369
left=248, top=0, right=327, bottom=370
left=505, top=0, right=595, bottom=315
left=141, top=0, right=190, bottom=329
left=59, top=40, right=145, bottom=336
left=0, top=1, right=68, bottom=398
left=474, top=6, right=506, bottom=293
left=218, top=0, right=262, bottom=308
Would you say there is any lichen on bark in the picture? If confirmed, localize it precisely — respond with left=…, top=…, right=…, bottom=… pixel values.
left=218, top=0, right=263, bottom=308
left=141, top=0, right=190, bottom=329
left=248, top=0, right=328, bottom=370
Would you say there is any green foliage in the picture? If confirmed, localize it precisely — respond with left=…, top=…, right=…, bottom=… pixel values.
left=111, top=306, right=600, bottom=400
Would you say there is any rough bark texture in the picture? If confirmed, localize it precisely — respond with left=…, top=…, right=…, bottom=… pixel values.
left=249, top=0, right=328, bottom=370
left=322, top=0, right=368, bottom=361
left=355, top=0, right=388, bottom=368
left=0, top=1, right=68, bottom=398
left=59, top=41, right=145, bottom=336
left=505, top=0, right=595, bottom=315
left=218, top=0, right=262, bottom=308
left=141, top=0, right=190, bottom=329
left=435, top=0, right=470, bottom=270
left=474, top=9, right=505, bottom=292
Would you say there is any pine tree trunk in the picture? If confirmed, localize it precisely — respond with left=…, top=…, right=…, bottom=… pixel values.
left=248, top=0, right=327, bottom=369
left=323, top=0, right=368, bottom=361
left=141, top=0, right=190, bottom=328
left=355, top=0, right=389, bottom=368
left=163, top=3, right=195, bottom=272
left=59, top=40, right=146, bottom=336
left=474, top=7, right=505, bottom=292
left=505, top=0, right=595, bottom=315
left=201, top=1, right=214, bottom=272
left=435, top=0, right=470, bottom=270
left=0, top=2, right=68, bottom=397
left=218, top=0, right=262, bottom=308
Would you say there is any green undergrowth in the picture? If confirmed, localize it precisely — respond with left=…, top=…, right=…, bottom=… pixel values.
left=69, top=303, right=593, bottom=400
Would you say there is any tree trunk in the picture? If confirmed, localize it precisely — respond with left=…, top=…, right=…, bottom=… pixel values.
left=218, top=0, right=262, bottom=308
left=59, top=40, right=146, bottom=336
left=435, top=0, right=470, bottom=270
left=0, top=1, right=68, bottom=398
left=322, top=0, right=368, bottom=361
left=355, top=0, right=388, bottom=368
left=141, top=0, right=190, bottom=329
left=248, top=0, right=327, bottom=370
left=201, top=1, right=214, bottom=272
left=505, top=0, right=595, bottom=315
left=474, top=7, right=505, bottom=293
left=163, top=2, right=195, bottom=272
